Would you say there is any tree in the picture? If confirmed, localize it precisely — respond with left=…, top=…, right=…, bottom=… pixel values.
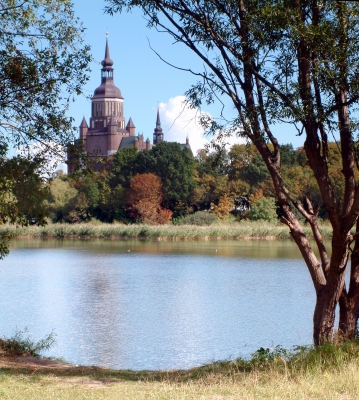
left=210, top=194, right=233, bottom=220
left=128, top=142, right=196, bottom=214
left=127, top=173, right=172, bottom=224
left=0, top=153, right=49, bottom=258
left=0, top=0, right=90, bottom=152
left=106, top=0, right=359, bottom=344
left=0, top=0, right=90, bottom=254
left=249, top=197, right=278, bottom=223
left=108, top=147, right=139, bottom=189
left=45, top=177, right=78, bottom=221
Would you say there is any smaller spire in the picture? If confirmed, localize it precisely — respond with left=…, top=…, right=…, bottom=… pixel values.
left=153, top=108, right=164, bottom=145
left=156, top=107, right=161, bottom=128
left=126, top=117, right=136, bottom=129
left=146, top=137, right=150, bottom=142
left=80, top=116, right=88, bottom=128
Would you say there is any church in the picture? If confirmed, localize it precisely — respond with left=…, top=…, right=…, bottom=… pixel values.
left=67, top=37, right=190, bottom=173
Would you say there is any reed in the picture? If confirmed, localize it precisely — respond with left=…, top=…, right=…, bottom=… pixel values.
left=0, top=221, right=334, bottom=240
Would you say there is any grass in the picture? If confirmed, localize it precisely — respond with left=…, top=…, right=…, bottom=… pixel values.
left=0, top=220, right=334, bottom=241
left=1, top=342, right=359, bottom=399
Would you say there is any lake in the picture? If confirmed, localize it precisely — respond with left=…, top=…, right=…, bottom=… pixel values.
left=0, top=238, right=316, bottom=370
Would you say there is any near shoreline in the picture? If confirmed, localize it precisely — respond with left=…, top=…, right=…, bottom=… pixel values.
left=1, top=343, right=359, bottom=399
left=0, top=221, right=334, bottom=241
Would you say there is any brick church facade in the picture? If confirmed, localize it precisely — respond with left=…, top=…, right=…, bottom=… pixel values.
left=67, top=37, right=191, bottom=174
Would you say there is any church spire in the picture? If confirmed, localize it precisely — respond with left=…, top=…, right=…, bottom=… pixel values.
left=93, top=35, right=123, bottom=99
left=156, top=107, right=161, bottom=128
left=102, top=35, right=114, bottom=69
left=153, top=107, right=164, bottom=145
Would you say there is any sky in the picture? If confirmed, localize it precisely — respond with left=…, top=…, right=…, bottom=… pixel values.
left=63, top=0, right=303, bottom=164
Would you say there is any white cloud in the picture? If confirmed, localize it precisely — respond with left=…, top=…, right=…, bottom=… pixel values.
left=16, top=141, right=67, bottom=174
left=159, top=95, right=245, bottom=155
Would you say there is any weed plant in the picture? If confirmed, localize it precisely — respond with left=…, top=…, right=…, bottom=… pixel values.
left=0, top=328, right=56, bottom=357
left=174, top=211, right=220, bottom=225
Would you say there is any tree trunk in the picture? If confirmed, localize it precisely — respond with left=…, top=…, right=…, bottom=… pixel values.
left=313, top=284, right=341, bottom=344
left=338, top=222, right=359, bottom=339
left=339, top=291, right=358, bottom=340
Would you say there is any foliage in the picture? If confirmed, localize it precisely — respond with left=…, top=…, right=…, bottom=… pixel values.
left=108, top=147, right=139, bottom=189
left=45, top=177, right=78, bottom=221
left=140, top=142, right=196, bottom=211
left=97, top=183, right=127, bottom=222
left=0, top=0, right=91, bottom=256
left=0, top=155, right=49, bottom=258
left=196, top=147, right=229, bottom=177
left=239, top=155, right=270, bottom=190
left=0, top=328, right=56, bottom=357
left=0, top=0, right=91, bottom=154
left=127, top=173, right=172, bottom=224
left=248, top=197, right=278, bottom=223
left=211, top=195, right=233, bottom=220
left=0, top=156, right=49, bottom=225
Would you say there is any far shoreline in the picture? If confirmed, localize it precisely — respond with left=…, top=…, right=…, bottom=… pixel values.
left=0, top=221, right=333, bottom=241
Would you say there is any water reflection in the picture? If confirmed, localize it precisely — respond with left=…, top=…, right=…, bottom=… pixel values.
left=0, top=239, right=316, bottom=370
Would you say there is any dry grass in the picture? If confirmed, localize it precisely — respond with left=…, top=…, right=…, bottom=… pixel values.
left=1, top=342, right=359, bottom=399
left=0, top=360, right=359, bottom=399
left=0, top=220, right=334, bottom=240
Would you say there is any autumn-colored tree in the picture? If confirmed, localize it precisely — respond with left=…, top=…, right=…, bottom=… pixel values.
left=127, top=173, right=172, bottom=224
left=210, top=195, right=233, bottom=219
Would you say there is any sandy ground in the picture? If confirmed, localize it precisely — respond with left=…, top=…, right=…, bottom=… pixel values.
left=0, top=354, right=71, bottom=370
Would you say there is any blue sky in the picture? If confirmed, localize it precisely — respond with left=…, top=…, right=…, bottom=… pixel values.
left=68, top=0, right=302, bottom=155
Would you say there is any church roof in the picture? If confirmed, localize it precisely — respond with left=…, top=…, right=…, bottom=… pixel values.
left=79, top=117, right=88, bottom=128
left=119, top=136, right=138, bottom=150
left=93, top=82, right=123, bottom=99
left=126, top=117, right=135, bottom=129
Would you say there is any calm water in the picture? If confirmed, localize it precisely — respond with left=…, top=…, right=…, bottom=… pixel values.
left=0, top=239, right=316, bottom=370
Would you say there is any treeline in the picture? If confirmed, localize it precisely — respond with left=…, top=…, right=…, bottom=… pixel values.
left=44, top=141, right=344, bottom=224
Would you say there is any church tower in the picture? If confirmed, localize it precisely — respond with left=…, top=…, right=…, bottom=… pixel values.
left=67, top=36, right=159, bottom=173
left=153, top=108, right=164, bottom=144
left=87, top=35, right=129, bottom=156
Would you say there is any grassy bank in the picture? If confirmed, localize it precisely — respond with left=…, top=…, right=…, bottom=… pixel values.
left=1, top=342, right=359, bottom=399
left=0, top=221, right=334, bottom=240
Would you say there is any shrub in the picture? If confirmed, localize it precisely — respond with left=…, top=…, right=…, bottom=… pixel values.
left=248, top=197, right=278, bottom=222
left=175, top=210, right=220, bottom=225
left=0, top=328, right=56, bottom=357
